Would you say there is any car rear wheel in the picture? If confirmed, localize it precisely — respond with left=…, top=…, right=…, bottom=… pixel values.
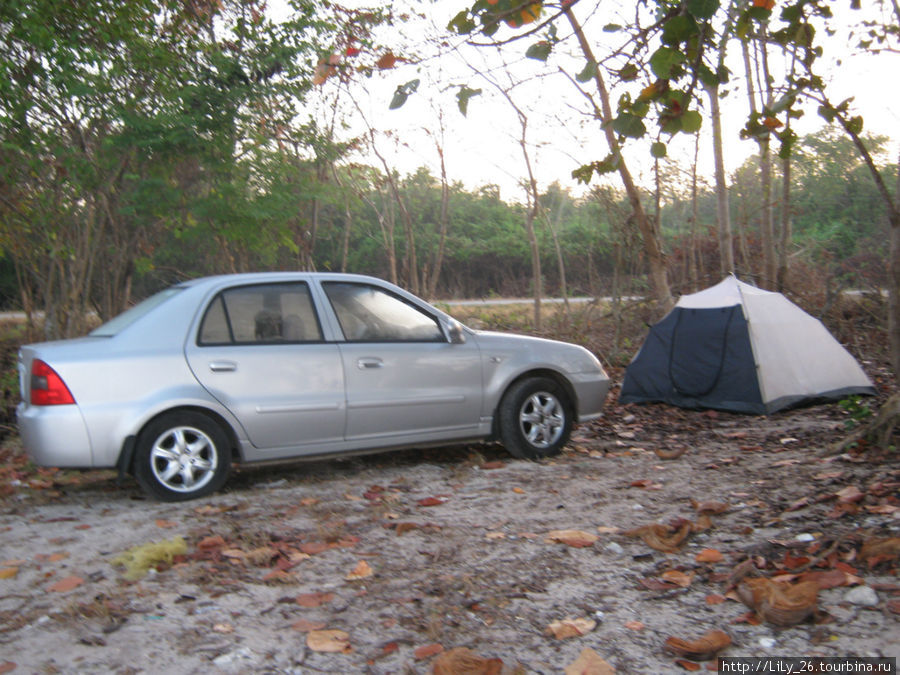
left=134, top=411, right=231, bottom=501
left=499, top=376, right=572, bottom=459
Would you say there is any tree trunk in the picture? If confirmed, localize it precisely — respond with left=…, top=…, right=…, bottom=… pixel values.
left=707, top=83, right=735, bottom=277
left=565, top=8, right=673, bottom=311
left=776, top=147, right=792, bottom=292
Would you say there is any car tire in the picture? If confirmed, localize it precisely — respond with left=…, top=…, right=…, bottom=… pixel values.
left=499, top=376, right=572, bottom=459
left=133, top=411, right=231, bottom=501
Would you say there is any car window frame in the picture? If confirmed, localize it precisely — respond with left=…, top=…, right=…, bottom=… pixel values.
left=196, top=281, right=325, bottom=347
left=322, top=281, right=446, bottom=344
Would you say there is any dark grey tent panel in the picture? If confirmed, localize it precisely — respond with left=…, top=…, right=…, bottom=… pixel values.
left=620, top=306, right=765, bottom=414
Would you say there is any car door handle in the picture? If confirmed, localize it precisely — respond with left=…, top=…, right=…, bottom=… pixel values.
left=209, top=361, right=237, bottom=372
left=357, top=357, right=383, bottom=369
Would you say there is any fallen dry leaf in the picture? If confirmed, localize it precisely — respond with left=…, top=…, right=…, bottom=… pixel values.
left=413, top=643, right=444, bottom=660
left=859, top=537, right=900, bottom=566
left=47, top=575, right=84, bottom=592
left=654, top=446, right=687, bottom=460
left=291, top=618, right=326, bottom=632
left=155, top=519, right=177, bottom=528
left=835, top=485, right=865, bottom=503
left=294, top=591, right=334, bottom=608
left=695, top=549, right=724, bottom=563
left=345, top=560, right=374, bottom=580
left=664, top=629, right=732, bottom=661
left=307, top=629, right=352, bottom=653
left=624, top=521, right=692, bottom=553
left=546, top=530, right=599, bottom=548
left=0, top=568, right=18, bottom=579
left=705, top=593, right=726, bottom=605
left=691, top=499, right=730, bottom=515
left=564, top=647, right=616, bottom=675
left=624, top=620, right=645, bottom=631
left=547, top=617, right=597, bottom=639
left=432, top=647, right=504, bottom=674
left=0, top=662, right=15, bottom=674
left=418, top=496, right=446, bottom=507
left=661, top=569, right=694, bottom=588
left=737, top=577, right=818, bottom=626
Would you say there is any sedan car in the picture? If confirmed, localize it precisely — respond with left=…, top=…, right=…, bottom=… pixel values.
left=18, top=273, right=610, bottom=501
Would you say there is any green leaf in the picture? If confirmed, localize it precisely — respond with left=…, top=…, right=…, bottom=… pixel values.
left=681, top=110, right=703, bottom=133
left=649, top=47, right=685, bottom=79
left=389, top=79, right=420, bottom=110
left=603, top=23, right=623, bottom=32
left=687, top=0, right=720, bottom=20
left=650, top=142, right=667, bottom=158
left=525, top=41, right=552, bottom=62
left=448, top=10, right=475, bottom=34
left=617, top=63, right=639, bottom=81
left=662, top=15, right=699, bottom=45
left=846, top=116, right=864, bottom=135
left=576, top=61, right=597, bottom=83
left=612, top=113, right=646, bottom=139
left=456, top=86, right=482, bottom=116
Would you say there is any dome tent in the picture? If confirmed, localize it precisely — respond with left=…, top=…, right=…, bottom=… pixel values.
left=619, top=276, right=876, bottom=414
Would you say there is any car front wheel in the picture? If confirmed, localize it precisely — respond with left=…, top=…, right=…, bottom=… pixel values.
left=134, top=412, right=231, bottom=501
left=499, top=376, right=572, bottom=459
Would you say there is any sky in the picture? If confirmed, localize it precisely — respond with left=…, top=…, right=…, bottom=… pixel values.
left=303, top=0, right=900, bottom=202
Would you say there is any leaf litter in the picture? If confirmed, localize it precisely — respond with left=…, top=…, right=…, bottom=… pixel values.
left=0, top=397, right=897, bottom=672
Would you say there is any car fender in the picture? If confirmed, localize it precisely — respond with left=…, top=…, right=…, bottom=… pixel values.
left=86, top=385, right=249, bottom=468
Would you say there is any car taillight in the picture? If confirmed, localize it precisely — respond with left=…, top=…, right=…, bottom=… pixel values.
left=30, top=359, right=75, bottom=406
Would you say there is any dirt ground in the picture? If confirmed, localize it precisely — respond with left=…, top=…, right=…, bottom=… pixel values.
left=0, top=389, right=898, bottom=674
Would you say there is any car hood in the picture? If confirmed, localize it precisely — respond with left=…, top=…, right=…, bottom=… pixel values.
left=470, top=330, right=605, bottom=375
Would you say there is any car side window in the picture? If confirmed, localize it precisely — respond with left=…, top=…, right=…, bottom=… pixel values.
left=198, top=282, right=323, bottom=345
left=323, top=282, right=443, bottom=342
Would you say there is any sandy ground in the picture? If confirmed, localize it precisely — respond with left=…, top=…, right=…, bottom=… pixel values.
left=0, top=396, right=898, bottom=674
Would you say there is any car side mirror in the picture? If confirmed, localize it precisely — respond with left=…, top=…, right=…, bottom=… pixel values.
left=446, top=319, right=466, bottom=344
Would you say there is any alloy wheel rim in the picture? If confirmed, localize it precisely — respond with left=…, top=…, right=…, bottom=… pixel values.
left=519, top=391, right=564, bottom=449
left=150, top=425, right=218, bottom=493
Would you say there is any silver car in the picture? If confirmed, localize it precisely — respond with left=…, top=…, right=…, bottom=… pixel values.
left=17, top=273, right=610, bottom=501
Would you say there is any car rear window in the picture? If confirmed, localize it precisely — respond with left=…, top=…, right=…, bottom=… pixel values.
left=198, top=282, right=323, bottom=345
left=89, top=288, right=184, bottom=337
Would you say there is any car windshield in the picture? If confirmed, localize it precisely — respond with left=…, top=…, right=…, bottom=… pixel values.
left=90, top=288, right=183, bottom=337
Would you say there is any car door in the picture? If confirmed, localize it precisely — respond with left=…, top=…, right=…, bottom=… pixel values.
left=321, top=281, right=483, bottom=444
left=185, top=281, right=346, bottom=452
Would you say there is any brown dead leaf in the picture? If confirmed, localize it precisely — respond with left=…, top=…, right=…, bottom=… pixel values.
left=413, top=643, right=443, bottom=660
left=674, top=659, right=701, bottom=671
left=661, top=570, right=694, bottom=588
left=418, top=497, right=446, bottom=507
left=691, top=499, right=730, bottom=515
left=547, top=617, right=597, bottom=639
left=564, top=647, right=616, bottom=675
left=737, top=577, right=818, bottom=626
left=155, top=519, right=177, bottom=528
left=835, top=485, right=865, bottom=503
left=376, top=52, right=397, bottom=69
left=345, top=560, right=373, bottom=580
left=859, top=537, right=900, bottom=565
left=294, top=591, right=334, bottom=608
left=624, top=521, right=692, bottom=553
left=0, top=568, right=18, bottom=579
left=47, top=575, right=83, bottom=592
left=654, top=446, right=687, bottom=460
left=431, top=647, right=504, bottom=673
left=307, top=629, right=352, bottom=653
left=705, top=593, right=726, bottom=605
left=664, top=629, right=731, bottom=661
left=0, top=662, right=15, bottom=674
left=695, top=549, right=724, bottom=563
left=546, top=530, right=599, bottom=548
left=197, top=535, right=226, bottom=550
left=291, top=618, right=326, bottom=632
left=624, top=620, right=645, bottom=631
left=299, top=497, right=319, bottom=506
